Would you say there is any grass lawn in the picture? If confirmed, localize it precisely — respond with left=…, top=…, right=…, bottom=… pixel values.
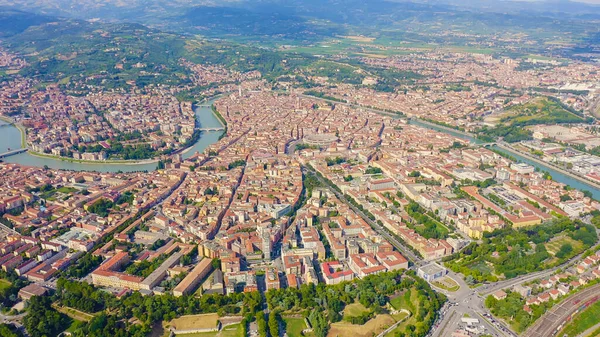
left=219, top=323, right=243, bottom=337
left=284, top=317, right=308, bottom=337
left=172, top=324, right=242, bottom=337
left=0, top=279, right=12, bottom=292
left=343, top=302, right=370, bottom=318
left=168, top=313, right=220, bottom=331
left=388, top=289, right=424, bottom=334
left=52, top=304, right=95, bottom=322
left=58, top=186, right=77, bottom=194
left=65, top=319, right=84, bottom=333
left=431, top=277, right=460, bottom=292
left=559, top=300, right=600, bottom=337
left=384, top=312, right=411, bottom=337
left=174, top=332, right=217, bottom=337
left=389, top=289, right=416, bottom=312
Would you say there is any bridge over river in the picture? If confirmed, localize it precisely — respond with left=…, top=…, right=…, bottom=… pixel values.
left=0, top=148, right=28, bottom=159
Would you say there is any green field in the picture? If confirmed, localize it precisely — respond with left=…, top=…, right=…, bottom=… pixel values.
left=329, top=314, right=402, bottom=337
left=498, top=97, right=584, bottom=127
left=559, top=300, right=600, bottom=337
left=65, top=319, right=84, bottom=333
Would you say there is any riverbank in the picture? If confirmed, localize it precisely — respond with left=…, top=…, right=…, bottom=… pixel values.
left=411, top=118, right=477, bottom=139
left=496, top=143, right=600, bottom=192
left=0, top=115, right=26, bottom=148
left=0, top=116, right=160, bottom=166
left=27, top=150, right=160, bottom=166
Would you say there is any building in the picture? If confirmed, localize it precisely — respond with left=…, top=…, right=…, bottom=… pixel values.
left=510, top=163, right=535, bottom=174
left=173, top=258, right=213, bottom=297
left=91, top=252, right=145, bottom=290
left=18, top=283, right=48, bottom=300
left=201, top=269, right=225, bottom=295
left=493, top=290, right=507, bottom=300
left=321, top=261, right=354, bottom=285
left=417, top=262, right=447, bottom=282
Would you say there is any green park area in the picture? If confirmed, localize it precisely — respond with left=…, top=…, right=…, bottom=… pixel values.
left=478, top=96, right=588, bottom=143
left=444, top=218, right=597, bottom=285
left=500, top=97, right=584, bottom=127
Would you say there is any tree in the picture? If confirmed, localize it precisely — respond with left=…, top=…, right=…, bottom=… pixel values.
left=256, top=312, right=267, bottom=337
left=560, top=194, right=572, bottom=202
left=268, top=311, right=280, bottom=337
left=23, top=296, right=70, bottom=337
left=0, top=324, right=22, bottom=337
left=555, top=243, right=573, bottom=258
left=408, top=170, right=421, bottom=178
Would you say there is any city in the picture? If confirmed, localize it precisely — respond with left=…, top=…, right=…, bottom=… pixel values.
left=1, top=1, right=600, bottom=337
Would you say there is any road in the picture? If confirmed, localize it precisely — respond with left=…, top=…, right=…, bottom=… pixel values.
left=523, top=283, right=600, bottom=337
left=428, top=270, right=515, bottom=337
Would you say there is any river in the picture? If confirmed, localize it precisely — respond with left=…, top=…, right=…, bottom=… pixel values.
left=0, top=99, right=224, bottom=173
left=409, top=118, right=600, bottom=199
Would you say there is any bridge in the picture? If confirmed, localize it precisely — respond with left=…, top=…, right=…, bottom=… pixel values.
left=199, top=127, right=225, bottom=132
left=0, top=148, right=28, bottom=159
